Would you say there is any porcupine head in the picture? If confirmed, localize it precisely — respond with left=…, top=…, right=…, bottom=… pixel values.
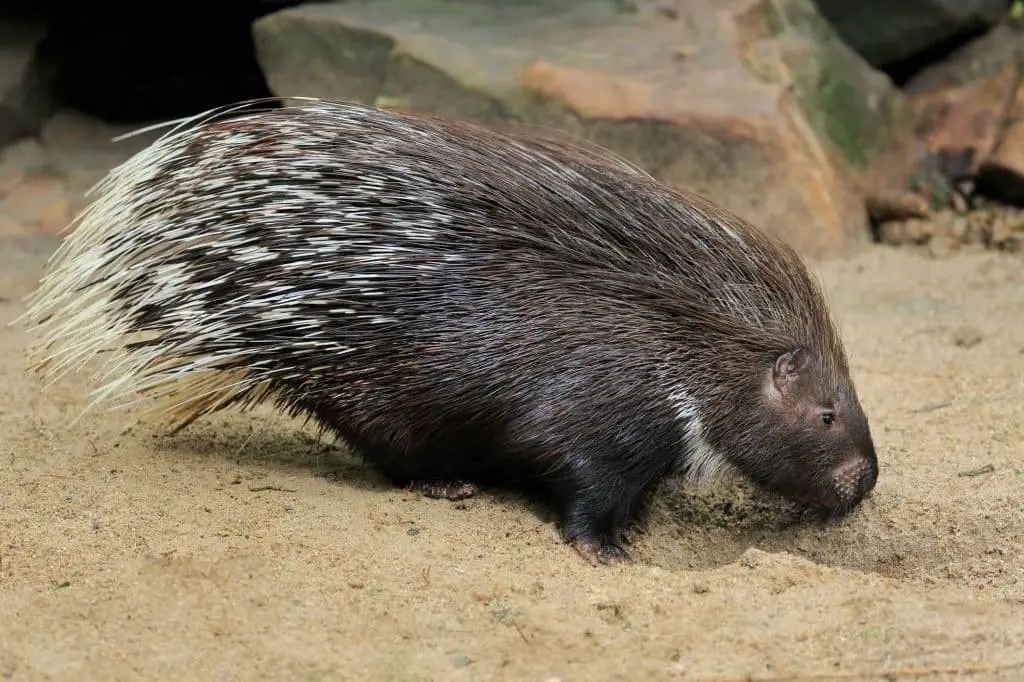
left=674, top=301, right=878, bottom=518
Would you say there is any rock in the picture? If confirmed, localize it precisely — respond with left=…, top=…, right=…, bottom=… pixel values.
left=811, top=0, right=1010, bottom=69
left=0, top=17, right=54, bottom=147
left=907, top=24, right=1024, bottom=206
left=253, top=0, right=917, bottom=256
left=926, top=232, right=960, bottom=258
left=39, top=109, right=159, bottom=195
left=904, top=22, right=1024, bottom=95
left=976, top=47, right=1024, bottom=206
left=966, top=207, right=999, bottom=244
left=952, top=326, right=984, bottom=349
left=0, top=173, right=73, bottom=236
left=0, top=136, right=62, bottom=236
left=875, top=201, right=1024, bottom=254
left=910, top=63, right=1016, bottom=175
left=951, top=190, right=970, bottom=213
left=986, top=206, right=1024, bottom=249
left=865, top=190, right=931, bottom=223
left=0, top=136, right=53, bottom=178
left=0, top=106, right=167, bottom=240
left=0, top=213, right=28, bottom=239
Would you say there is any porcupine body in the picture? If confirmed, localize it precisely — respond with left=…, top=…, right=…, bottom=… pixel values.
left=22, top=98, right=878, bottom=563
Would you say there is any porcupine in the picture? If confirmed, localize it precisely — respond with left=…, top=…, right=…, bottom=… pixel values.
left=20, top=97, right=878, bottom=563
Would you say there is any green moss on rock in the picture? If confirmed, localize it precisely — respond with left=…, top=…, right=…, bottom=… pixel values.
left=768, top=0, right=908, bottom=169
left=792, top=54, right=876, bottom=167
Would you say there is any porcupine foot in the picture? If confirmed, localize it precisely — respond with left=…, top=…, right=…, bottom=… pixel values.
left=569, top=535, right=631, bottom=565
left=570, top=520, right=646, bottom=563
left=407, top=480, right=479, bottom=501
left=560, top=489, right=641, bottom=566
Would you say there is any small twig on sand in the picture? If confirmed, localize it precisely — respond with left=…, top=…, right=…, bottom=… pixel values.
left=911, top=401, right=951, bottom=413
left=958, top=464, right=996, bottom=478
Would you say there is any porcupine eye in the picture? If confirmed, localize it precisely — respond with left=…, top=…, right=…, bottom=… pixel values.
left=820, top=411, right=835, bottom=427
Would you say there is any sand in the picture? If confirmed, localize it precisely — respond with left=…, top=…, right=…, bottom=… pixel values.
left=1, top=120, right=1023, bottom=681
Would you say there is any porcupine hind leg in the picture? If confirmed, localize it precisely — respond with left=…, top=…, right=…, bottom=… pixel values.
left=326, top=416, right=484, bottom=501
left=406, top=480, right=479, bottom=501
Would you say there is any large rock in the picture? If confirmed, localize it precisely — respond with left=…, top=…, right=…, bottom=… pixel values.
left=253, top=0, right=916, bottom=256
left=811, top=0, right=1011, bottom=68
left=0, top=108, right=166, bottom=241
left=976, top=24, right=1024, bottom=206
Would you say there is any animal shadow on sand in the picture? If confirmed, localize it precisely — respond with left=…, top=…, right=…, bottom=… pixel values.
left=147, top=411, right=560, bottom=524
left=149, top=413, right=396, bottom=494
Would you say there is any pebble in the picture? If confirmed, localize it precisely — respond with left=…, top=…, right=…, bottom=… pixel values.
left=951, top=326, right=984, bottom=349
left=879, top=204, right=1024, bottom=255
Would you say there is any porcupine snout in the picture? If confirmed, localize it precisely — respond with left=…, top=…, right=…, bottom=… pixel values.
left=824, top=455, right=877, bottom=510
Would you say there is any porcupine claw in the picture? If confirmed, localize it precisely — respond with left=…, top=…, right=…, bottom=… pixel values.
left=569, top=536, right=632, bottom=566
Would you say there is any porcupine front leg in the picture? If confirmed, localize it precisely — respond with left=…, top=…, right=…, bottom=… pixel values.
left=556, top=449, right=675, bottom=565
left=518, top=388, right=682, bottom=564
left=561, top=487, right=637, bottom=564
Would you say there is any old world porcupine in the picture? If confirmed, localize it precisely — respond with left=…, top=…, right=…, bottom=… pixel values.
left=21, top=97, right=878, bottom=563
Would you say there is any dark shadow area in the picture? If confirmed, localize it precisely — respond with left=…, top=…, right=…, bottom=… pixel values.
left=0, top=0, right=303, bottom=128
left=149, top=420, right=392, bottom=493
left=882, top=24, right=996, bottom=87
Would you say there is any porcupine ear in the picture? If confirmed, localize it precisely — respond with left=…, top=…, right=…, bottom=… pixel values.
left=770, top=347, right=811, bottom=397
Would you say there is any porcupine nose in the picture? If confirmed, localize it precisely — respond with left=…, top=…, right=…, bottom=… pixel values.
left=826, top=456, right=877, bottom=508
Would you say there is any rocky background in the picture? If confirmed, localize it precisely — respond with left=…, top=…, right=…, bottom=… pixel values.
left=0, top=0, right=1022, bottom=257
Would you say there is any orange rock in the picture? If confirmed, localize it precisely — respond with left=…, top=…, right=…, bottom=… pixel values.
left=904, top=25, right=1024, bottom=205
left=518, top=60, right=779, bottom=143
left=516, top=54, right=883, bottom=255
left=978, top=60, right=1024, bottom=204
left=910, top=62, right=1018, bottom=175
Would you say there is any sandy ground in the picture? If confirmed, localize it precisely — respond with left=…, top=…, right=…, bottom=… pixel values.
left=1, top=118, right=1023, bottom=681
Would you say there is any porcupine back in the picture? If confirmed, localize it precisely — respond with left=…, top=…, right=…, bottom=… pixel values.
left=21, top=98, right=868, bottom=561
